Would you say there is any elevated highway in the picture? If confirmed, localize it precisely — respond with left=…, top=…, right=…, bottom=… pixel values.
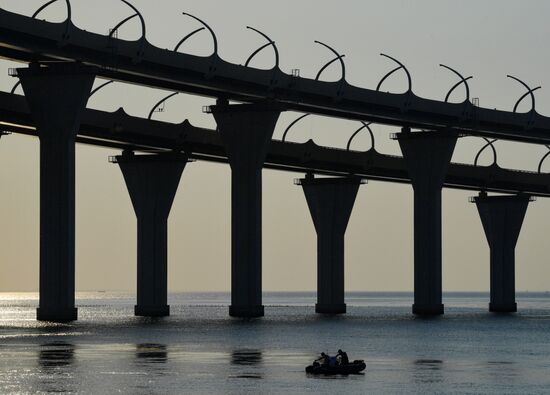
left=1, top=91, right=549, bottom=196
left=0, top=8, right=550, bottom=144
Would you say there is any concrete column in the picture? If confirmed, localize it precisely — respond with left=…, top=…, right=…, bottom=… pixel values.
left=17, top=63, right=95, bottom=322
left=114, top=152, right=188, bottom=317
left=473, top=193, right=531, bottom=313
left=298, top=175, right=362, bottom=314
left=395, top=128, right=457, bottom=316
left=211, top=101, right=281, bottom=318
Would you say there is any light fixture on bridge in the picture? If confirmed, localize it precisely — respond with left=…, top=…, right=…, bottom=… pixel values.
left=155, top=103, right=166, bottom=113
left=202, top=105, right=212, bottom=114
left=291, top=69, right=300, bottom=78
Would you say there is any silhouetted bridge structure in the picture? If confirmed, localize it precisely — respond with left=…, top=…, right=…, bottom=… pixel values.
left=0, top=2, right=548, bottom=321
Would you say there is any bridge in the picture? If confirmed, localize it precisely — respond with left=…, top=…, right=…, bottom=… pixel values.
left=0, top=2, right=547, bottom=321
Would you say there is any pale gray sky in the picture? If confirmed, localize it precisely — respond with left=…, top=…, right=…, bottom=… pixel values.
left=1, top=0, right=550, bottom=292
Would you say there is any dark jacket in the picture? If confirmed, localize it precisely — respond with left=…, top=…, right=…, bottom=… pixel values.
left=338, top=351, right=349, bottom=365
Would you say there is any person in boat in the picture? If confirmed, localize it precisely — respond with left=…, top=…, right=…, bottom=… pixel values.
left=337, top=349, right=349, bottom=365
left=316, top=352, right=329, bottom=366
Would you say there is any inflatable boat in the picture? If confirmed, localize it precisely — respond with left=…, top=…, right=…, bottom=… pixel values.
left=305, top=360, right=366, bottom=375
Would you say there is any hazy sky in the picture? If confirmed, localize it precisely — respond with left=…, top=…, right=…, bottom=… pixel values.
left=1, top=0, right=550, bottom=293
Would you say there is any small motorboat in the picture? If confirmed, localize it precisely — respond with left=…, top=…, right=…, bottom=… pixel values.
left=305, top=360, right=366, bottom=375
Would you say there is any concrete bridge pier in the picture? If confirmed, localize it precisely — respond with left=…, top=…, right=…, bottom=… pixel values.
left=211, top=101, right=281, bottom=318
left=472, top=193, right=531, bottom=313
left=298, top=175, right=362, bottom=314
left=17, top=63, right=95, bottom=322
left=114, top=152, right=188, bottom=317
left=395, top=128, right=458, bottom=316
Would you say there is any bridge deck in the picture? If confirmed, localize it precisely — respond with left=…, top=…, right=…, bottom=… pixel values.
left=0, top=9, right=550, bottom=144
left=0, top=92, right=548, bottom=196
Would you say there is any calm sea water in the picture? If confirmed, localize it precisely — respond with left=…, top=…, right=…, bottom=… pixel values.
left=1, top=292, right=549, bottom=394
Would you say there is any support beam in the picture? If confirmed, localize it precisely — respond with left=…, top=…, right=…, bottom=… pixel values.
left=395, top=128, right=458, bottom=316
left=211, top=101, right=281, bottom=318
left=114, top=152, right=188, bottom=317
left=17, top=63, right=95, bottom=322
left=298, top=175, right=363, bottom=314
left=472, top=193, right=531, bottom=313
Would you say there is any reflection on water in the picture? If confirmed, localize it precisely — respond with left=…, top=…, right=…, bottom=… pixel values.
left=486, top=360, right=519, bottom=382
left=231, top=349, right=263, bottom=366
left=136, top=344, right=167, bottom=364
left=38, top=342, right=75, bottom=368
left=133, top=344, right=168, bottom=381
left=414, top=359, right=443, bottom=369
left=229, top=349, right=263, bottom=379
left=413, top=359, right=444, bottom=384
left=37, top=343, right=76, bottom=394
